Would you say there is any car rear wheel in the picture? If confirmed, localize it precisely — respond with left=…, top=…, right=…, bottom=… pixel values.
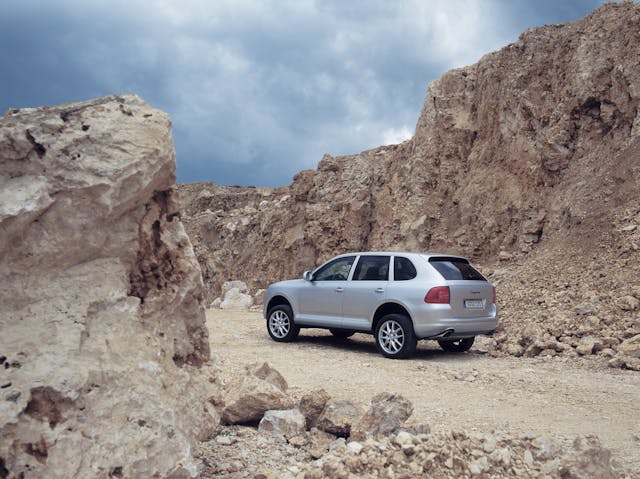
left=267, top=305, right=299, bottom=342
left=438, top=337, right=475, bottom=352
left=329, top=329, right=355, bottom=339
left=375, top=314, right=417, bottom=359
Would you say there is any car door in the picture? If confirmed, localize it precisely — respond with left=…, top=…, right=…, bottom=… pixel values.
left=341, top=255, right=390, bottom=331
left=296, top=255, right=356, bottom=327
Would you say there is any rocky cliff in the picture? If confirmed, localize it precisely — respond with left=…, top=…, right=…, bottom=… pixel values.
left=0, top=96, right=220, bottom=478
left=180, top=3, right=640, bottom=366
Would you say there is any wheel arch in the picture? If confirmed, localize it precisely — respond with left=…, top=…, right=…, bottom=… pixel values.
left=266, top=294, right=293, bottom=314
left=372, top=302, right=413, bottom=332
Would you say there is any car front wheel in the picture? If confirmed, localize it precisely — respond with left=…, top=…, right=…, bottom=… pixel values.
left=375, top=314, right=417, bottom=359
left=438, top=337, right=474, bottom=352
left=267, top=305, right=300, bottom=342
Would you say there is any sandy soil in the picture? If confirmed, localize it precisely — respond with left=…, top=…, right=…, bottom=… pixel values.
left=207, top=309, right=640, bottom=471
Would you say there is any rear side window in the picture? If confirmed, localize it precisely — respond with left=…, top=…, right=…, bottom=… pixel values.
left=394, top=256, right=417, bottom=280
left=353, top=256, right=389, bottom=281
left=429, top=257, right=486, bottom=281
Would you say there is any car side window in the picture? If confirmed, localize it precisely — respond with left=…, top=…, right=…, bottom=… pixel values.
left=394, top=256, right=417, bottom=280
left=313, top=256, right=356, bottom=281
left=353, top=256, right=390, bottom=281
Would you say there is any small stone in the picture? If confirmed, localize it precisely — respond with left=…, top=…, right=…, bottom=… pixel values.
left=329, top=438, right=347, bottom=451
left=618, top=334, right=640, bottom=358
left=347, top=441, right=364, bottom=454
left=288, top=435, right=307, bottom=447
left=215, top=435, right=237, bottom=445
left=483, top=435, right=496, bottom=453
left=498, top=251, right=513, bottom=261
left=524, top=449, right=534, bottom=466
left=394, top=431, right=414, bottom=447
left=615, top=295, right=639, bottom=312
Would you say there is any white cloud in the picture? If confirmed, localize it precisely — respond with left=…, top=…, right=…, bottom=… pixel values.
left=0, top=0, right=609, bottom=185
left=383, top=127, right=414, bottom=146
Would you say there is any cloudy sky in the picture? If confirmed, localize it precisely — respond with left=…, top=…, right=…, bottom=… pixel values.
left=0, top=0, right=609, bottom=186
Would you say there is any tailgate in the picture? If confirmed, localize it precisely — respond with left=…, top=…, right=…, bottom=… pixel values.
left=448, top=280, right=494, bottom=318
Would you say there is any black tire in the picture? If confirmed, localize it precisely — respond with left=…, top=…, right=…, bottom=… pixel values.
left=329, top=328, right=356, bottom=339
left=438, top=336, right=475, bottom=353
left=266, top=304, right=300, bottom=342
left=374, top=314, right=417, bottom=359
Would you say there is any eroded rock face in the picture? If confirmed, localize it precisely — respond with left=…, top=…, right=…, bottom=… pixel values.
left=181, top=2, right=640, bottom=302
left=180, top=3, right=640, bottom=366
left=0, top=95, right=218, bottom=478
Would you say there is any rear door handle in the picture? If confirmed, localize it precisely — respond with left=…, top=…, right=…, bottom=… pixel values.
left=335, top=287, right=344, bottom=292
left=375, top=288, right=385, bottom=293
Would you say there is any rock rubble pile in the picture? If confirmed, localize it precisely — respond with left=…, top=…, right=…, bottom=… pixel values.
left=199, top=363, right=628, bottom=478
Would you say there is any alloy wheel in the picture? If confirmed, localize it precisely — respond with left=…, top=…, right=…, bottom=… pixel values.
left=378, top=320, right=405, bottom=355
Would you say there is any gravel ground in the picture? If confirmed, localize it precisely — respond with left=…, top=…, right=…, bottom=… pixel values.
left=206, top=309, right=640, bottom=472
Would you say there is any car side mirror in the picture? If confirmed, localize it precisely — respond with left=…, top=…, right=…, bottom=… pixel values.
left=303, top=271, right=313, bottom=282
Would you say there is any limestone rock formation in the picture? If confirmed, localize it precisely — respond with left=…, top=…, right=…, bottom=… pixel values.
left=180, top=3, right=640, bottom=365
left=0, top=95, right=218, bottom=478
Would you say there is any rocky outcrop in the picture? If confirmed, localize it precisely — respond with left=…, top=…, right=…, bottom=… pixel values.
left=0, top=95, right=219, bottom=478
left=180, top=3, right=640, bottom=366
left=181, top=2, right=640, bottom=300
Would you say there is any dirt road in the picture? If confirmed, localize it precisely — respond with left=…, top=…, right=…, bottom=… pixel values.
left=207, top=309, right=640, bottom=471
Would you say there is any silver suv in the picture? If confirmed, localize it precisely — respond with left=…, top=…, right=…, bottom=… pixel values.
left=263, top=252, right=498, bottom=359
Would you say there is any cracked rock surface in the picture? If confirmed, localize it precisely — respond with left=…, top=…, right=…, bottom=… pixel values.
left=0, top=95, right=219, bottom=478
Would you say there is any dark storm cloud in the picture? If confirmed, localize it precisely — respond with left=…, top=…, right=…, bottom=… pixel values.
left=0, top=0, right=609, bottom=186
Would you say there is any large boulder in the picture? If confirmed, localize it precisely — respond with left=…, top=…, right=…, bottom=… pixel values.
left=352, top=392, right=413, bottom=439
left=299, top=389, right=331, bottom=429
left=221, top=362, right=294, bottom=424
left=258, top=409, right=306, bottom=439
left=0, top=95, right=219, bottom=478
left=316, top=401, right=364, bottom=438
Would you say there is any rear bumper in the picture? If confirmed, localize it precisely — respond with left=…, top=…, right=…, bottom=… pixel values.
left=412, top=305, right=498, bottom=340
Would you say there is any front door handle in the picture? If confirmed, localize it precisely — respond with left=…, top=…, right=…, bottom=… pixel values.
left=375, top=288, right=385, bottom=293
left=335, top=287, right=344, bottom=292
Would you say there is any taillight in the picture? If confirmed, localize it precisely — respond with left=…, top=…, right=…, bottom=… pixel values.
left=425, top=286, right=450, bottom=304
left=492, top=286, right=496, bottom=304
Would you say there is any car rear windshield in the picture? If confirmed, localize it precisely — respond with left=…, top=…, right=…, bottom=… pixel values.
left=429, top=257, right=486, bottom=281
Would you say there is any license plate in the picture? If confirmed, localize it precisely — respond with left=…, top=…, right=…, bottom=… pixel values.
left=464, top=299, right=484, bottom=309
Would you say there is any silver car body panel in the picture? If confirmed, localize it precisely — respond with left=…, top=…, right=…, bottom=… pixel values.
left=263, top=252, right=498, bottom=340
